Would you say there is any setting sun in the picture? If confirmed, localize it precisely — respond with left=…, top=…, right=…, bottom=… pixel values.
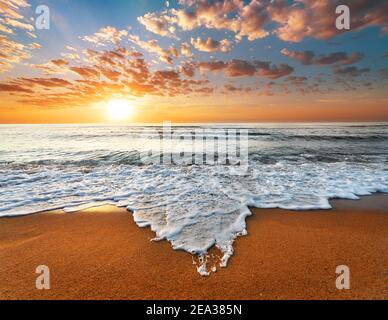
left=107, top=99, right=133, bottom=121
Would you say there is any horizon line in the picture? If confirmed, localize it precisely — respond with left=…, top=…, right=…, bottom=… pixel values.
left=1, top=121, right=388, bottom=126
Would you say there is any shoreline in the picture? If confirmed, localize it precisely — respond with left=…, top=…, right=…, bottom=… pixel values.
left=3, top=191, right=388, bottom=219
left=0, top=194, right=387, bottom=300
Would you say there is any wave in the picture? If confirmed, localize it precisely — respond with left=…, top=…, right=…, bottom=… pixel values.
left=1, top=124, right=388, bottom=275
left=1, top=148, right=387, bottom=170
left=282, top=134, right=388, bottom=142
left=0, top=161, right=387, bottom=275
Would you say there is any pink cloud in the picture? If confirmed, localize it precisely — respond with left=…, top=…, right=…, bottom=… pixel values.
left=281, top=48, right=365, bottom=65
left=270, top=0, right=388, bottom=42
left=0, top=0, right=40, bottom=73
left=191, top=37, right=232, bottom=53
left=137, top=0, right=387, bottom=43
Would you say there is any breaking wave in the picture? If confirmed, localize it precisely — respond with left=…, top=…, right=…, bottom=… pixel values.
left=0, top=123, right=387, bottom=275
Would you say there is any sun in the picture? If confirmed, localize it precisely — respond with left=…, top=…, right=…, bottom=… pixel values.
left=107, top=99, right=133, bottom=121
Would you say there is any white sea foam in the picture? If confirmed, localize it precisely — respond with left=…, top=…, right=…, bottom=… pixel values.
left=0, top=124, right=387, bottom=275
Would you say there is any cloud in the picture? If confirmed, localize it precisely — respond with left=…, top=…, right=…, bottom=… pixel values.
left=199, top=59, right=294, bottom=78
left=179, top=62, right=196, bottom=77
left=180, top=42, right=193, bottom=57
left=234, top=0, right=269, bottom=41
left=99, top=68, right=121, bottom=81
left=0, top=35, right=30, bottom=63
left=12, top=77, right=72, bottom=88
left=137, top=11, right=177, bottom=37
left=198, top=60, right=228, bottom=72
left=191, top=37, right=232, bottom=53
left=281, top=48, right=364, bottom=65
left=82, top=48, right=136, bottom=68
left=66, top=46, right=77, bottom=52
left=32, top=59, right=71, bottom=75
left=29, top=42, right=41, bottom=49
left=154, top=70, right=180, bottom=81
left=225, top=59, right=256, bottom=77
left=286, top=76, right=308, bottom=84
left=223, top=84, right=252, bottom=93
left=137, top=0, right=388, bottom=43
left=0, top=60, right=11, bottom=72
left=61, top=52, right=80, bottom=61
left=172, top=0, right=270, bottom=41
left=173, top=0, right=242, bottom=31
left=0, top=0, right=39, bottom=73
left=270, top=0, right=388, bottom=42
left=0, top=21, right=15, bottom=34
left=334, top=66, right=370, bottom=77
left=51, top=59, right=69, bottom=67
left=254, top=60, right=294, bottom=79
left=314, top=52, right=364, bottom=65
left=280, top=49, right=315, bottom=65
left=69, top=67, right=101, bottom=79
left=0, top=83, right=33, bottom=93
left=128, top=34, right=178, bottom=64
left=2, top=17, right=34, bottom=31
left=0, top=40, right=220, bottom=107
left=137, top=0, right=269, bottom=41
left=81, top=26, right=129, bottom=46
left=0, top=0, right=30, bottom=20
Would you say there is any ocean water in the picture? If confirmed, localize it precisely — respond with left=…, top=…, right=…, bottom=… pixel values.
left=1, top=123, right=387, bottom=275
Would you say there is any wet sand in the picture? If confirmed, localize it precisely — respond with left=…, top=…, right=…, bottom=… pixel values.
left=0, top=194, right=387, bottom=300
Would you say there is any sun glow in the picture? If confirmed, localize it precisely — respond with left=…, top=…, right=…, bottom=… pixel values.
left=107, top=99, right=133, bottom=121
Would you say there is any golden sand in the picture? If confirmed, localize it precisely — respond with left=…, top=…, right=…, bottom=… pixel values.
left=0, top=195, right=387, bottom=300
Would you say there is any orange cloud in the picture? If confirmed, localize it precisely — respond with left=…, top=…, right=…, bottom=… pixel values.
left=0, top=41, right=220, bottom=109
left=137, top=0, right=388, bottom=43
left=191, top=37, right=232, bottom=53
left=281, top=49, right=364, bottom=65
left=137, top=11, right=177, bottom=37
left=180, top=42, right=193, bottom=57
left=0, top=0, right=30, bottom=20
left=0, top=83, right=33, bottom=93
left=69, top=66, right=101, bottom=79
left=199, top=59, right=294, bottom=78
left=270, top=0, right=388, bottom=42
left=0, top=35, right=30, bottom=63
left=0, top=0, right=39, bottom=73
left=81, top=26, right=128, bottom=46
left=128, top=34, right=178, bottom=64
left=179, top=62, right=196, bottom=77
left=2, top=17, right=34, bottom=31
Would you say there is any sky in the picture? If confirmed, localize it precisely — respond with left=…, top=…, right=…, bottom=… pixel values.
left=0, top=0, right=387, bottom=124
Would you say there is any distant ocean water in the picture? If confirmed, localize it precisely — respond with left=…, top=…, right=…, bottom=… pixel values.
left=1, top=123, right=387, bottom=275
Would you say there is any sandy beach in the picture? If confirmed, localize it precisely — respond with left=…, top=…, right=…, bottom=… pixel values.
left=0, top=194, right=387, bottom=300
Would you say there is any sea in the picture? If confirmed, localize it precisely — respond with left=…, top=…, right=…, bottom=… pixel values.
left=1, top=123, right=387, bottom=275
